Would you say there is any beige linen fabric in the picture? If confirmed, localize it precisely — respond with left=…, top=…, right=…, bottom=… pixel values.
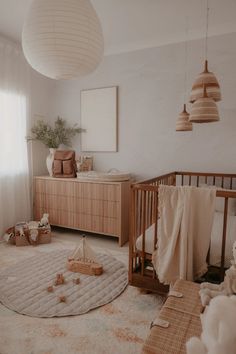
left=153, top=185, right=216, bottom=285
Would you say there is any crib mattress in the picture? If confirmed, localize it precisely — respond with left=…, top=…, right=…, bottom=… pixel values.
left=136, top=211, right=236, bottom=267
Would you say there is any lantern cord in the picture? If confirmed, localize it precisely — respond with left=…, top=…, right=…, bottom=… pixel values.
left=205, top=0, right=209, bottom=60
left=184, top=17, right=189, bottom=105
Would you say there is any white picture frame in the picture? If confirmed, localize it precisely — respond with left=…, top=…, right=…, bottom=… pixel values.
left=81, top=86, right=118, bottom=152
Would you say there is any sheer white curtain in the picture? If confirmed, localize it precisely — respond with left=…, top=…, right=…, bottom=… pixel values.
left=0, top=37, right=31, bottom=235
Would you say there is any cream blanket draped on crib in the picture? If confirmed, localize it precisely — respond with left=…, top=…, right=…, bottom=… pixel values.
left=152, top=185, right=216, bottom=285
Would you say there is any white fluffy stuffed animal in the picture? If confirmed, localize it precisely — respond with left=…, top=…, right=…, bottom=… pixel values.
left=199, top=241, right=236, bottom=306
left=39, top=213, right=49, bottom=227
left=186, top=295, right=236, bottom=354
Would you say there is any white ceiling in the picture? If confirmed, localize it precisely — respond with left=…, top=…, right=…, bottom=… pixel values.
left=0, top=0, right=236, bottom=55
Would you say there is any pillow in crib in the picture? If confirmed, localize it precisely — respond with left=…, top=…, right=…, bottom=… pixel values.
left=199, top=184, right=236, bottom=215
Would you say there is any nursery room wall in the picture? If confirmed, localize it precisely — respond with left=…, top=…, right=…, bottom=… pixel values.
left=30, top=70, right=56, bottom=176
left=48, top=31, right=236, bottom=180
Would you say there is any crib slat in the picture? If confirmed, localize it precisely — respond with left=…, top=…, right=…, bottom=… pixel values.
left=141, top=191, right=147, bottom=276
left=220, top=197, right=228, bottom=281
left=230, top=178, right=233, bottom=190
left=154, top=190, right=158, bottom=250
left=189, top=175, right=191, bottom=186
left=206, top=243, right=211, bottom=265
left=134, top=190, right=138, bottom=272
left=221, top=177, right=224, bottom=188
left=197, top=176, right=199, bottom=187
left=129, top=187, right=137, bottom=278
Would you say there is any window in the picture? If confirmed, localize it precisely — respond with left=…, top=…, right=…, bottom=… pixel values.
left=0, top=90, right=28, bottom=176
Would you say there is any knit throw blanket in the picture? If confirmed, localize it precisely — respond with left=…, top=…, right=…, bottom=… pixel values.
left=152, top=185, right=216, bottom=285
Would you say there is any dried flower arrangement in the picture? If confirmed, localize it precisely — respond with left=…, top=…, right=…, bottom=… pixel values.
left=26, top=116, right=84, bottom=148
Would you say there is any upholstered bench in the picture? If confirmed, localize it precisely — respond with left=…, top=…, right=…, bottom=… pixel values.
left=142, top=280, right=202, bottom=354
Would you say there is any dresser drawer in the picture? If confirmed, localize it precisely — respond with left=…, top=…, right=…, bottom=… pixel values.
left=34, top=177, right=130, bottom=246
left=45, top=180, right=75, bottom=196
left=103, top=184, right=120, bottom=201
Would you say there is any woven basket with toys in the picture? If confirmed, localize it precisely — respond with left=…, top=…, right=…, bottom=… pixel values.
left=3, top=214, right=51, bottom=247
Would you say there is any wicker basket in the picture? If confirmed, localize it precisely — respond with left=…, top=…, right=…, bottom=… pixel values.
left=5, top=227, right=16, bottom=245
left=38, top=225, right=51, bottom=244
left=15, top=222, right=31, bottom=247
left=7, top=222, right=51, bottom=247
left=142, top=280, right=202, bottom=354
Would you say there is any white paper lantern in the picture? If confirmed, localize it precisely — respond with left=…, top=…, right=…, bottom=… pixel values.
left=22, top=0, right=104, bottom=80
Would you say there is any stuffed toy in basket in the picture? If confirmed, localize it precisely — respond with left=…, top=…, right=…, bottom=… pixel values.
left=3, top=214, right=51, bottom=246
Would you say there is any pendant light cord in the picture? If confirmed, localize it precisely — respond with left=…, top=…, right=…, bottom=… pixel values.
left=184, top=17, right=188, bottom=104
left=205, top=0, right=209, bottom=60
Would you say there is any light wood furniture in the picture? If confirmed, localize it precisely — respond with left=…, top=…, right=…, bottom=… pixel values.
left=34, top=176, right=130, bottom=246
left=129, top=171, right=236, bottom=293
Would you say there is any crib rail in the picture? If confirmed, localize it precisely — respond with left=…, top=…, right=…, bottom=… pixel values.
left=129, top=171, right=236, bottom=293
left=176, top=171, right=236, bottom=189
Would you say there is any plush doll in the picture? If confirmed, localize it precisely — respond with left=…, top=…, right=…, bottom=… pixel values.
left=39, top=213, right=49, bottom=227
left=186, top=295, right=236, bottom=354
left=199, top=241, right=236, bottom=306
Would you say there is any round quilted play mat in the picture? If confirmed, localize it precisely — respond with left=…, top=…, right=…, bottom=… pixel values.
left=0, top=249, right=128, bottom=318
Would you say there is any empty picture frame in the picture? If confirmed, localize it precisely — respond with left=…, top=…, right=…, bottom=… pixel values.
left=81, top=86, right=118, bottom=152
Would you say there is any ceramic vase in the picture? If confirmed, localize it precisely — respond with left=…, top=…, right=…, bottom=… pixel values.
left=46, top=148, right=56, bottom=176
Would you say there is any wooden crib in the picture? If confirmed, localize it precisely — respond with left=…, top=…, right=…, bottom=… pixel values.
left=129, top=171, right=236, bottom=294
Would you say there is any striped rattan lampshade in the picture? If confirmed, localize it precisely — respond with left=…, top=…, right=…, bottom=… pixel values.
left=189, top=85, right=220, bottom=123
left=22, top=0, right=104, bottom=80
left=189, top=60, right=221, bottom=103
left=176, top=104, right=193, bottom=131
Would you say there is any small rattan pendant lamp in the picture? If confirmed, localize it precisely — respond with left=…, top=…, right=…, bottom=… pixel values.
left=189, top=0, right=221, bottom=103
left=189, top=84, right=220, bottom=123
left=176, top=104, right=192, bottom=131
left=176, top=18, right=192, bottom=132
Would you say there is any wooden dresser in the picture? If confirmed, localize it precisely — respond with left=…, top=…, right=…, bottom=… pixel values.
left=34, top=176, right=130, bottom=246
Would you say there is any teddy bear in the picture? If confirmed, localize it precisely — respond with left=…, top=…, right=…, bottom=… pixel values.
left=39, top=213, right=49, bottom=227
left=199, top=240, right=236, bottom=306
left=186, top=295, right=236, bottom=354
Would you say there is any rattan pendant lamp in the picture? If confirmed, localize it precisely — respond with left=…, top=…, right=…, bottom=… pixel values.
left=189, top=0, right=221, bottom=104
left=176, top=104, right=192, bottom=131
left=189, top=84, right=220, bottom=123
left=176, top=19, right=192, bottom=132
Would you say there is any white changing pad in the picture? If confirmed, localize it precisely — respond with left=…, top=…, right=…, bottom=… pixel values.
left=77, top=170, right=131, bottom=182
left=136, top=212, right=236, bottom=267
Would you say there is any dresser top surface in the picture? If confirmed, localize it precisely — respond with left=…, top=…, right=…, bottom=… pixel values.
left=34, top=176, right=131, bottom=185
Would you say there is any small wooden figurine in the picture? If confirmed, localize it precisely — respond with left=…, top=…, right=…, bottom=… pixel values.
left=73, top=278, right=80, bottom=285
left=55, top=274, right=65, bottom=286
left=47, top=286, right=54, bottom=293
left=59, top=296, right=66, bottom=303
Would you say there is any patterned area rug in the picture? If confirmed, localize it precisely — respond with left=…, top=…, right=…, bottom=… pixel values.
left=0, top=233, right=163, bottom=354
left=0, top=250, right=128, bottom=317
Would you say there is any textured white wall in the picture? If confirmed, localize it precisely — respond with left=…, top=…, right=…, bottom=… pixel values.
left=49, top=32, right=236, bottom=180
left=29, top=70, right=55, bottom=176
